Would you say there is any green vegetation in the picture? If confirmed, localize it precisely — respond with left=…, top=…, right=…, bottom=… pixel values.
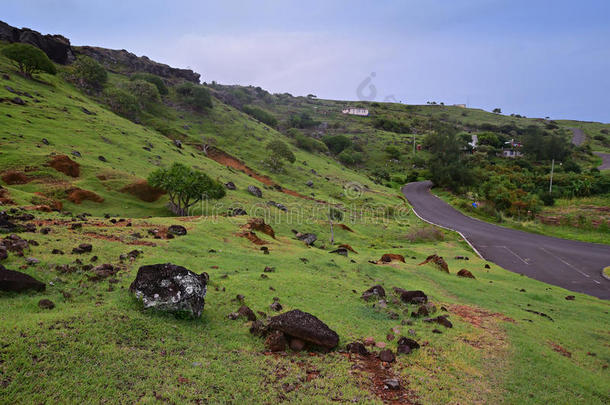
left=130, top=72, right=168, bottom=95
left=176, top=82, right=213, bottom=110
left=1, top=43, right=56, bottom=78
left=242, top=105, right=277, bottom=127
left=0, top=40, right=609, bottom=404
left=264, top=140, right=296, bottom=172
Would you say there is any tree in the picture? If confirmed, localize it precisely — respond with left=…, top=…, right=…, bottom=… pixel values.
left=323, top=135, right=352, bottom=155
left=328, top=207, right=343, bottom=244
left=124, top=79, right=160, bottom=105
left=242, top=105, right=277, bottom=127
left=385, top=145, right=401, bottom=160
left=425, top=126, right=474, bottom=191
left=131, top=73, right=168, bottom=95
left=1, top=43, right=56, bottom=78
left=176, top=83, right=213, bottom=111
left=492, top=108, right=502, bottom=114
left=71, top=56, right=107, bottom=91
left=103, top=87, right=139, bottom=119
left=201, top=135, right=216, bottom=156
left=264, top=140, right=295, bottom=172
left=148, top=163, right=225, bottom=216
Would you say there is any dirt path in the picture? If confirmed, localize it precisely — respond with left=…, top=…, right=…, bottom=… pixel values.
left=570, top=128, right=586, bottom=146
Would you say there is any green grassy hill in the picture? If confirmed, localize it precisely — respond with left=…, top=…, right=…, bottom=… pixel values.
left=1, top=42, right=609, bottom=404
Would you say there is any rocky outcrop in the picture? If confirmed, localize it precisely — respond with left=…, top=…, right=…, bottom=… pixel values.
left=0, top=264, right=45, bottom=292
left=267, top=309, right=339, bottom=349
left=74, top=46, right=200, bottom=83
left=129, top=263, right=209, bottom=317
left=0, top=20, right=75, bottom=64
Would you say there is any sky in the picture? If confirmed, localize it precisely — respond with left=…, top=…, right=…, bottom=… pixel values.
left=3, top=0, right=610, bottom=122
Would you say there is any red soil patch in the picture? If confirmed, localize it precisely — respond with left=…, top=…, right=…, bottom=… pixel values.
left=236, top=231, right=267, bottom=245
left=336, top=223, right=355, bottom=232
left=379, top=253, right=405, bottom=263
left=22, top=205, right=53, bottom=212
left=418, top=254, right=449, bottom=272
left=1, top=171, right=32, bottom=185
left=339, top=243, right=358, bottom=253
left=206, top=147, right=328, bottom=204
left=345, top=352, right=417, bottom=404
left=548, top=342, right=572, bottom=358
left=241, top=218, right=275, bottom=238
left=48, top=155, right=80, bottom=177
left=66, top=188, right=104, bottom=204
left=448, top=305, right=515, bottom=328
left=120, top=179, right=166, bottom=202
left=32, top=192, right=62, bottom=211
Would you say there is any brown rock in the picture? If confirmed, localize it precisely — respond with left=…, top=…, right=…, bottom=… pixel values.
left=457, top=269, right=475, bottom=279
left=265, top=330, right=287, bottom=352
left=38, top=299, right=55, bottom=309
left=379, top=349, right=395, bottom=363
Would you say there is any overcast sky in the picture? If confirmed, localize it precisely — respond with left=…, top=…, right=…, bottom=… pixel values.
left=4, top=0, right=610, bottom=122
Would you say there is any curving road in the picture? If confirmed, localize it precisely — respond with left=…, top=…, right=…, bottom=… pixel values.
left=402, top=181, right=610, bottom=299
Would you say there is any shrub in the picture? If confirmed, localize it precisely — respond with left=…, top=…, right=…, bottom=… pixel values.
left=289, top=112, right=319, bottom=129
left=124, top=79, right=160, bottom=105
left=130, top=73, right=168, bottom=95
left=176, top=82, right=213, bottom=110
left=71, top=56, right=107, bottom=90
left=148, top=163, right=225, bottom=216
left=373, top=117, right=410, bottom=133
left=103, top=87, right=139, bottom=119
left=539, top=193, right=555, bottom=207
left=338, top=149, right=363, bottom=165
left=1, top=43, right=56, bottom=78
left=264, top=140, right=295, bottom=172
left=323, top=135, right=352, bottom=155
left=242, top=105, right=277, bottom=127
left=385, top=146, right=401, bottom=160
left=295, top=134, right=328, bottom=153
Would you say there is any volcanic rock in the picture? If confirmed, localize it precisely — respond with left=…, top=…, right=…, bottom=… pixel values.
left=457, top=269, right=475, bottom=279
left=361, top=285, right=386, bottom=301
left=268, top=309, right=339, bottom=349
left=0, top=264, right=45, bottom=292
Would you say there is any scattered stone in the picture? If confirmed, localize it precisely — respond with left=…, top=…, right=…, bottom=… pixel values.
left=72, top=243, right=92, bottom=254
left=383, top=379, right=400, bottom=390
left=346, top=341, right=369, bottom=355
left=11, top=97, right=25, bottom=105
left=270, top=301, right=283, bottom=311
left=242, top=218, right=275, bottom=238
left=305, top=180, right=314, bottom=187
left=98, top=155, right=107, bottom=162
left=292, top=230, right=317, bottom=246
left=364, top=337, right=375, bottom=346
left=0, top=265, right=45, bottom=292
left=399, top=290, right=428, bottom=304
left=230, top=208, right=247, bottom=216
left=129, top=263, right=209, bottom=317
left=397, top=337, right=420, bottom=352
left=38, top=299, right=55, bottom=309
left=267, top=201, right=287, bottom=211
left=414, top=303, right=437, bottom=317
left=247, top=185, right=262, bottom=198
left=249, top=319, right=267, bottom=336
left=225, top=181, right=236, bottom=190
left=167, top=225, right=187, bottom=236
left=261, top=246, right=269, bottom=254
left=329, top=247, right=348, bottom=256
left=265, top=330, right=287, bottom=352
left=424, top=315, right=453, bottom=328
left=361, top=285, right=386, bottom=301
left=173, top=139, right=182, bottom=148
left=419, top=254, right=449, bottom=272
left=268, top=309, right=339, bottom=349
left=26, top=257, right=40, bottom=266
left=236, top=305, right=257, bottom=321
left=432, top=328, right=442, bottom=334
left=89, top=264, right=119, bottom=281
left=40, top=227, right=51, bottom=235
left=457, top=269, right=475, bottom=279
left=565, top=295, right=575, bottom=301
left=81, top=107, right=95, bottom=115
left=379, top=349, right=395, bottom=363
left=51, top=249, right=63, bottom=255
left=264, top=266, right=275, bottom=273
left=379, top=253, right=405, bottom=263
left=484, top=264, right=491, bottom=269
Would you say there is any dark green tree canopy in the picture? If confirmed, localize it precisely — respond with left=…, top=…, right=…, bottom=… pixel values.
left=176, top=82, right=213, bottom=111
left=323, top=135, right=352, bottom=155
left=1, top=43, right=56, bottom=78
left=130, top=73, right=168, bottom=95
left=264, top=140, right=296, bottom=172
left=148, top=163, right=225, bottom=216
left=71, top=56, right=107, bottom=90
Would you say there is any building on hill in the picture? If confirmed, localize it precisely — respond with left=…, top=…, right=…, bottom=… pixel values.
left=342, top=107, right=369, bottom=116
left=453, top=103, right=467, bottom=108
left=501, top=139, right=523, bottom=158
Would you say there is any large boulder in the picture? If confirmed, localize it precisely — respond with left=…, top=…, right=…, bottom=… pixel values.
left=167, top=225, right=187, bottom=236
left=268, top=309, right=339, bottom=349
left=361, top=285, right=386, bottom=301
left=129, top=263, right=209, bottom=317
left=0, top=211, right=18, bottom=233
left=247, top=185, right=262, bottom=198
left=0, top=264, right=45, bottom=292
left=0, top=20, right=75, bottom=64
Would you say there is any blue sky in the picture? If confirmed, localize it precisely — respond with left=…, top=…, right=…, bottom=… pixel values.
left=4, top=0, right=610, bottom=122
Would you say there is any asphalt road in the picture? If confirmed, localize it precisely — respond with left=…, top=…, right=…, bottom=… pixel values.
left=570, top=128, right=586, bottom=146
left=593, top=152, right=610, bottom=170
left=402, top=181, right=610, bottom=299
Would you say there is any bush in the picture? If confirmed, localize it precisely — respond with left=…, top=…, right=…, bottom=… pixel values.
left=385, top=146, right=401, bottom=160
left=1, top=43, right=56, bottom=78
left=148, top=163, right=225, bottom=216
left=130, top=73, right=168, bottom=95
left=539, top=193, right=555, bottom=206
left=124, top=79, right=160, bottom=105
left=71, top=56, right=107, bottom=90
left=289, top=112, right=319, bottom=129
left=176, top=82, right=213, bottom=110
left=323, top=135, right=352, bottom=155
left=264, top=140, right=295, bottom=172
left=373, top=117, right=410, bottom=133
left=242, top=105, right=277, bottom=127
left=295, top=134, right=328, bottom=153
left=338, top=149, right=363, bottom=165
left=103, top=87, right=139, bottom=119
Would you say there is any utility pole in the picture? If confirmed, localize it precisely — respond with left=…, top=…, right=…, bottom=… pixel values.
left=412, top=134, right=416, bottom=156
left=549, top=159, right=555, bottom=194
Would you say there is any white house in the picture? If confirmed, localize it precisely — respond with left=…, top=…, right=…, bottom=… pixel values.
left=342, top=107, right=369, bottom=116
left=469, top=134, right=478, bottom=149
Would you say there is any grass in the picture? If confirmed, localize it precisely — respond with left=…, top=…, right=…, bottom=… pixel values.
left=1, top=44, right=609, bottom=404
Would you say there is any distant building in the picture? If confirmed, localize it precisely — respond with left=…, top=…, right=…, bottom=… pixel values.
left=469, top=134, right=478, bottom=149
left=453, top=104, right=467, bottom=108
left=342, top=107, right=369, bottom=116
left=501, top=139, right=523, bottom=158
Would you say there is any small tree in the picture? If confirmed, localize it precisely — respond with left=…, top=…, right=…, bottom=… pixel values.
left=201, top=135, right=216, bottom=156
left=492, top=108, right=502, bottom=114
left=264, top=140, right=295, bottom=173
left=71, top=56, right=107, bottom=91
left=148, top=163, right=225, bottom=216
left=176, top=82, right=213, bottom=111
left=124, top=79, right=160, bottom=106
left=1, top=43, right=56, bottom=78
left=385, top=145, right=401, bottom=160
left=103, top=87, right=139, bottom=119
left=131, top=73, right=168, bottom=95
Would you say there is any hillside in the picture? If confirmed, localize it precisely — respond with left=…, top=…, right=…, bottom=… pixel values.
left=0, top=24, right=609, bottom=405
